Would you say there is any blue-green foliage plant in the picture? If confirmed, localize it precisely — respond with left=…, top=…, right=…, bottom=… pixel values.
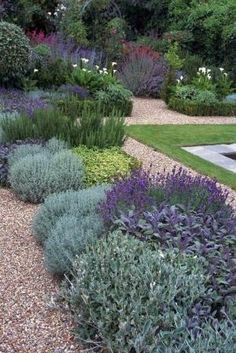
left=64, top=232, right=236, bottom=353
left=44, top=214, right=104, bottom=275
left=32, top=184, right=109, bottom=244
left=8, top=139, right=84, bottom=203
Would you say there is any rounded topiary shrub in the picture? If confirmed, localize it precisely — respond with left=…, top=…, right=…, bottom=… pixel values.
left=9, top=149, right=85, bottom=203
left=32, top=184, right=109, bottom=244
left=0, top=22, right=32, bottom=83
left=44, top=214, right=104, bottom=275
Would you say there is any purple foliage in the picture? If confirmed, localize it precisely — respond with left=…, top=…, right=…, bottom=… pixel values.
left=99, top=167, right=231, bottom=226
left=0, top=138, right=44, bottom=185
left=118, top=54, right=167, bottom=97
left=0, top=88, right=48, bottom=116
left=116, top=203, right=236, bottom=318
left=59, top=84, right=89, bottom=99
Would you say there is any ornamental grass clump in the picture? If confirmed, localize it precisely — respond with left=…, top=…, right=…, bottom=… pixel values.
left=64, top=232, right=236, bottom=353
left=8, top=139, right=84, bottom=203
left=32, top=184, right=109, bottom=244
left=44, top=213, right=104, bottom=275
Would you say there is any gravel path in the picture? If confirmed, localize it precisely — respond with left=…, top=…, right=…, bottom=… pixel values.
left=126, top=98, right=236, bottom=125
left=0, top=189, right=80, bottom=353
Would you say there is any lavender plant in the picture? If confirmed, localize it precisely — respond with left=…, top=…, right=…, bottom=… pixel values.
left=99, top=167, right=231, bottom=226
left=0, top=87, right=48, bottom=116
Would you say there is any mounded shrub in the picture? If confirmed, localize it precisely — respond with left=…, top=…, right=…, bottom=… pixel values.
left=65, top=232, right=234, bottom=352
left=0, top=22, right=32, bottom=84
left=73, top=146, right=140, bottom=185
left=168, top=97, right=236, bottom=116
left=44, top=214, right=104, bottom=275
left=32, top=184, right=109, bottom=244
left=9, top=144, right=85, bottom=203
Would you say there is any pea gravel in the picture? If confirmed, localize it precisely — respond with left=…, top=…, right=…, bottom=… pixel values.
left=0, top=189, right=80, bottom=353
left=126, top=98, right=236, bottom=124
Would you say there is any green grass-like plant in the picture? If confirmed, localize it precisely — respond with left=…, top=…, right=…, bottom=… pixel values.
left=73, top=146, right=140, bottom=185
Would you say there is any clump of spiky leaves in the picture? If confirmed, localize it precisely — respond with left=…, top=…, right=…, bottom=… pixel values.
left=32, top=184, right=109, bottom=244
left=64, top=232, right=236, bottom=353
left=8, top=139, right=84, bottom=203
left=44, top=214, right=104, bottom=275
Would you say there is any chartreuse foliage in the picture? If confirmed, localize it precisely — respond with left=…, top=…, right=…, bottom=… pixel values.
left=73, top=146, right=140, bottom=185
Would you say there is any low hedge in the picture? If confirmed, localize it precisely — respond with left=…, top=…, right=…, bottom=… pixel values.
left=168, top=97, right=236, bottom=116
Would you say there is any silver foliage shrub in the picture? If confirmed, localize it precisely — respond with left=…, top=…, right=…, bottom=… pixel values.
left=32, top=184, right=109, bottom=244
left=8, top=144, right=44, bottom=167
left=44, top=214, right=104, bottom=275
left=65, top=232, right=236, bottom=353
left=9, top=146, right=84, bottom=203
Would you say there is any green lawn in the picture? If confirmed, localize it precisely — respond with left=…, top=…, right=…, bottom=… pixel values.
left=126, top=124, right=236, bottom=190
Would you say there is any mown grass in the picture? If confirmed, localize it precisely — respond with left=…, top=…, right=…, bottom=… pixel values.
left=127, top=124, right=236, bottom=189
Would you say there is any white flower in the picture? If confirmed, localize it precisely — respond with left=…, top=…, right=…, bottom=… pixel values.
left=34, top=69, right=38, bottom=73
left=103, top=67, right=108, bottom=71
left=207, top=69, right=211, bottom=73
left=207, top=74, right=211, bottom=79
left=104, top=71, right=108, bottom=75
left=198, top=67, right=206, bottom=74
left=82, top=68, right=87, bottom=72
left=113, top=69, right=117, bottom=73
left=95, top=65, right=99, bottom=69
left=176, top=79, right=180, bottom=84
left=81, top=58, right=89, bottom=63
left=72, top=64, right=77, bottom=68
left=180, top=75, right=184, bottom=80
left=219, top=68, right=224, bottom=72
left=112, top=62, right=117, bottom=66
left=47, top=12, right=52, bottom=16
left=99, top=70, right=103, bottom=74
left=224, top=72, right=228, bottom=77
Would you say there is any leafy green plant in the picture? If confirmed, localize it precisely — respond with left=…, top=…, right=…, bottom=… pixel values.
left=215, top=68, right=232, bottom=99
left=0, top=21, right=32, bottom=84
left=70, top=65, right=116, bottom=94
left=192, top=68, right=216, bottom=91
left=8, top=141, right=84, bottom=203
left=44, top=213, right=104, bottom=275
left=73, top=146, right=140, bottom=185
left=65, top=232, right=216, bottom=352
left=34, top=58, right=73, bottom=89
left=164, top=42, right=184, bottom=70
left=95, top=84, right=133, bottom=116
left=32, top=184, right=109, bottom=244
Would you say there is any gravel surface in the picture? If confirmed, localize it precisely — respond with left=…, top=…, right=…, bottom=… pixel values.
left=126, top=98, right=236, bottom=125
left=0, top=189, right=80, bottom=353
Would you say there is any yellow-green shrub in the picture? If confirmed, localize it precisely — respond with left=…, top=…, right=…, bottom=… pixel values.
left=73, top=146, right=140, bottom=186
